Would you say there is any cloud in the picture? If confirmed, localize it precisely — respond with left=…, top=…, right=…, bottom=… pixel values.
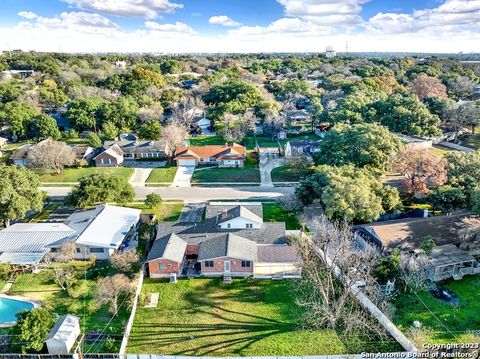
left=367, top=0, right=480, bottom=35
left=145, top=20, right=196, bottom=34
left=208, top=15, right=241, bottom=27
left=277, top=0, right=371, bottom=25
left=17, top=11, right=120, bottom=31
left=63, top=0, right=183, bottom=18
left=229, top=17, right=331, bottom=36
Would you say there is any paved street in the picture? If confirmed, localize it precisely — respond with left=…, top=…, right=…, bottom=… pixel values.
left=41, top=185, right=294, bottom=201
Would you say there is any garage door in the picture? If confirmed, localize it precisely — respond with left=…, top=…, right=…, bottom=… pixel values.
left=178, top=159, right=196, bottom=166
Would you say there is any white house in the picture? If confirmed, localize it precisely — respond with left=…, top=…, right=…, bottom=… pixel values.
left=63, top=205, right=141, bottom=260
left=217, top=206, right=263, bottom=230
left=45, top=315, right=81, bottom=354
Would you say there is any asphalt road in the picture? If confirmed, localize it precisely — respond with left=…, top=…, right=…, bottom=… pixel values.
left=41, top=185, right=294, bottom=201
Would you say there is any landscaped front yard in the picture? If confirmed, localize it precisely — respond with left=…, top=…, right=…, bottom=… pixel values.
left=263, top=203, right=301, bottom=230
left=145, top=165, right=178, bottom=184
left=394, top=274, right=480, bottom=344
left=37, top=167, right=134, bottom=183
left=127, top=278, right=380, bottom=356
left=192, top=164, right=260, bottom=183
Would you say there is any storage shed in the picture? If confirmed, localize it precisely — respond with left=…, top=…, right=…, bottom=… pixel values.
left=45, top=314, right=81, bottom=354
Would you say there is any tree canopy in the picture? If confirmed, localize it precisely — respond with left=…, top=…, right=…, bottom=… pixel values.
left=0, top=165, right=45, bottom=227
left=68, top=173, right=134, bottom=208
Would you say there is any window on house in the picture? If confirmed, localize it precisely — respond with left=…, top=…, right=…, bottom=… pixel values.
left=89, top=247, right=104, bottom=253
left=241, top=261, right=251, bottom=268
left=101, top=158, right=105, bottom=164
left=159, top=263, right=164, bottom=270
left=227, top=223, right=231, bottom=229
left=168, top=264, right=172, bottom=268
left=76, top=248, right=81, bottom=253
left=205, top=261, right=214, bottom=267
left=246, top=223, right=253, bottom=229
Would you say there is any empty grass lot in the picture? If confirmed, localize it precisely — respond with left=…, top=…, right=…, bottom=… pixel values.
left=127, top=278, right=384, bottom=356
left=192, top=164, right=260, bottom=183
left=263, top=203, right=301, bottom=230
left=394, top=274, right=480, bottom=344
left=145, top=166, right=178, bottom=183
left=37, top=167, right=134, bottom=183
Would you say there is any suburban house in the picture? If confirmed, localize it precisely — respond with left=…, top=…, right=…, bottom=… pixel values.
left=61, top=204, right=141, bottom=260
left=146, top=202, right=302, bottom=279
left=0, top=205, right=141, bottom=267
left=72, top=145, right=96, bottom=164
left=394, top=133, right=433, bottom=149
left=284, top=110, right=311, bottom=122
left=9, top=143, right=34, bottom=166
left=10, top=141, right=95, bottom=167
left=285, top=140, right=321, bottom=158
left=190, top=116, right=212, bottom=135
left=174, top=144, right=246, bottom=167
left=94, top=139, right=167, bottom=167
left=355, top=213, right=480, bottom=281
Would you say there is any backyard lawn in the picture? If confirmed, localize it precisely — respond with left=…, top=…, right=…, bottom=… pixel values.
left=263, top=203, right=301, bottom=230
left=192, top=164, right=260, bottom=183
left=9, top=262, right=131, bottom=353
left=271, top=165, right=314, bottom=182
left=127, top=202, right=184, bottom=222
left=189, top=135, right=224, bottom=146
left=37, top=167, right=134, bottom=183
left=394, top=274, right=480, bottom=344
left=145, top=166, right=178, bottom=184
left=127, top=278, right=389, bottom=356
left=459, top=133, right=480, bottom=150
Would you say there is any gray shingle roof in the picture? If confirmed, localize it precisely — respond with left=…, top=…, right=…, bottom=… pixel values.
left=103, top=140, right=166, bottom=154
left=217, top=206, right=263, bottom=224
left=147, top=233, right=187, bottom=263
left=198, top=233, right=257, bottom=261
left=257, top=244, right=301, bottom=263
left=206, top=203, right=263, bottom=219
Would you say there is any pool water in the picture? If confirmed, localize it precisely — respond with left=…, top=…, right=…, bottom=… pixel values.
left=0, top=298, right=34, bottom=323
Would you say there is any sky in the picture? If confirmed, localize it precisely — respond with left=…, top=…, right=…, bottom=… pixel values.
left=0, top=0, right=479, bottom=53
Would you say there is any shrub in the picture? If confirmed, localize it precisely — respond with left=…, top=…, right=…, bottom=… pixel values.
left=67, top=279, right=91, bottom=299
left=145, top=193, right=162, bottom=208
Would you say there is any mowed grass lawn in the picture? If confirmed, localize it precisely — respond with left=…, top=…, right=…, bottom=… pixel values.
left=127, top=203, right=184, bottom=222
left=394, top=274, right=480, bottom=344
left=189, top=135, right=224, bottom=146
left=263, top=203, right=301, bottom=230
left=146, top=166, right=178, bottom=183
left=37, top=167, right=134, bottom=183
left=271, top=165, right=314, bottom=182
left=127, top=278, right=349, bottom=356
left=192, top=164, right=260, bottom=183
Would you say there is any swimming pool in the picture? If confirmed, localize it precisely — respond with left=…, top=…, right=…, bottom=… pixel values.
left=0, top=297, right=34, bottom=324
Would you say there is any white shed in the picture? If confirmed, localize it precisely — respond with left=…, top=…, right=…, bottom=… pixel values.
left=45, top=314, right=81, bottom=354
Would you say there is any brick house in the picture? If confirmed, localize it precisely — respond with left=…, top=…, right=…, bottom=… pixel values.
left=93, top=144, right=124, bottom=167
left=174, top=144, right=246, bottom=167
left=146, top=203, right=301, bottom=279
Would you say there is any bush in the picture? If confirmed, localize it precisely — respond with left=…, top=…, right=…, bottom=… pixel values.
left=245, top=156, right=257, bottom=165
left=374, top=249, right=401, bottom=283
left=145, top=193, right=162, bottom=208
left=0, top=263, right=13, bottom=280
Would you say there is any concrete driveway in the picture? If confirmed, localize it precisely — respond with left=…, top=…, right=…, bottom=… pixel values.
left=172, top=165, right=195, bottom=187
left=259, top=153, right=285, bottom=187
left=178, top=202, right=206, bottom=222
left=129, top=168, right=153, bottom=187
